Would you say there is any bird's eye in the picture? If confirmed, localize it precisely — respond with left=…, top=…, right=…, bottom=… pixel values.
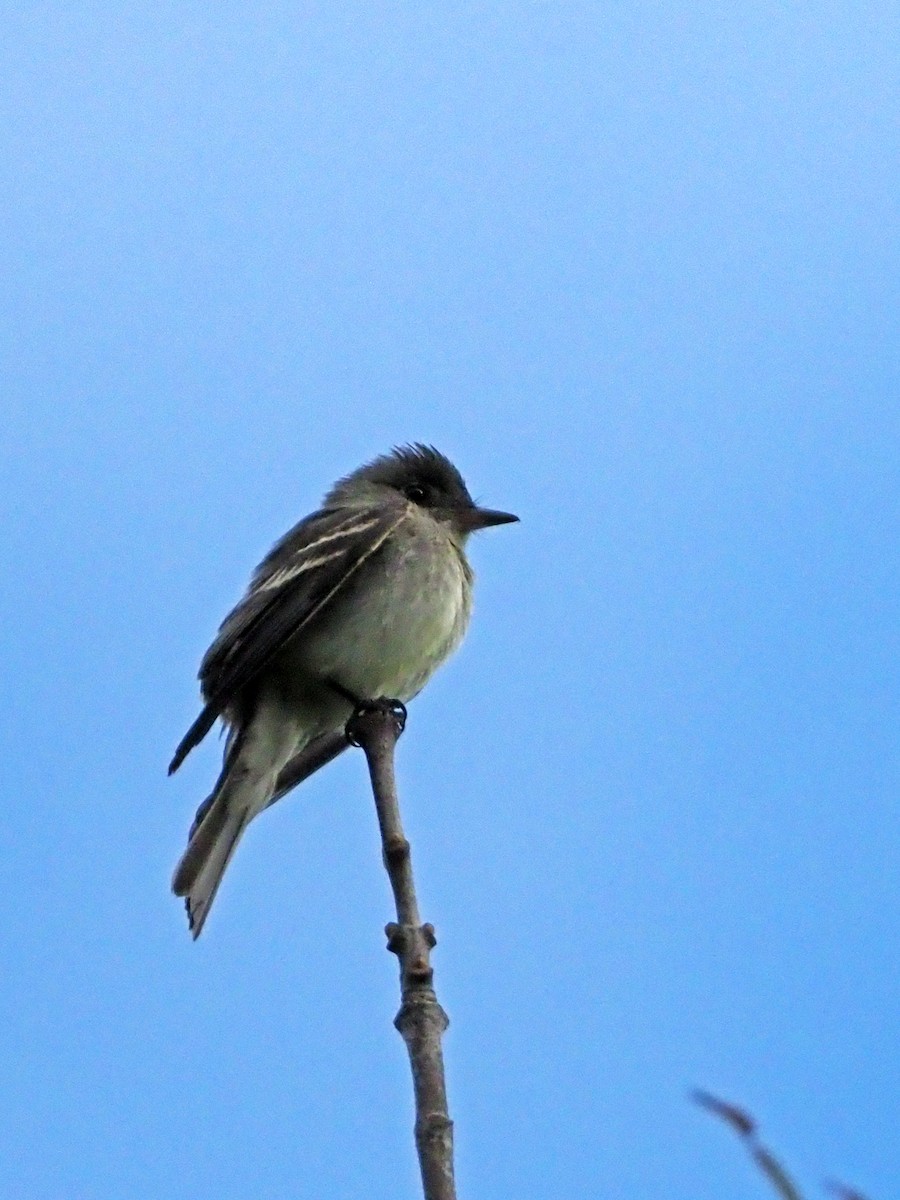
left=405, top=483, right=427, bottom=503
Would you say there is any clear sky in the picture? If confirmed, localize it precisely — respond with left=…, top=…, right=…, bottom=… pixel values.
left=2, top=4, right=898, bottom=1198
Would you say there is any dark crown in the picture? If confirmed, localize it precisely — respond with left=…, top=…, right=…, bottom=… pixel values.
left=327, top=444, right=474, bottom=511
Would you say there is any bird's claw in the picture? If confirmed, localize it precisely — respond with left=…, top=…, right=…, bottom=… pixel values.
left=346, top=696, right=407, bottom=744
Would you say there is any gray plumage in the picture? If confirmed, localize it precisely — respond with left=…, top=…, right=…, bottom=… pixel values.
left=169, top=444, right=517, bottom=937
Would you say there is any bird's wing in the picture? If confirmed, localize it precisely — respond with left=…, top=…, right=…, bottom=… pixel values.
left=168, top=503, right=408, bottom=773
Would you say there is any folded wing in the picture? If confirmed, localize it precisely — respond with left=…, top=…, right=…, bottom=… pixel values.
left=168, top=503, right=408, bottom=774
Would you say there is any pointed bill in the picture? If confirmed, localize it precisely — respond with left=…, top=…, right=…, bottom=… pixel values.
left=457, top=506, right=519, bottom=532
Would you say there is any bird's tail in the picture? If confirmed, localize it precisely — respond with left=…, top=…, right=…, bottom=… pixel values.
left=172, top=698, right=300, bottom=938
left=172, top=788, right=254, bottom=939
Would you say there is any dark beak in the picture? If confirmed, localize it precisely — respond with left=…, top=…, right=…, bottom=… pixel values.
left=459, top=505, right=520, bottom=532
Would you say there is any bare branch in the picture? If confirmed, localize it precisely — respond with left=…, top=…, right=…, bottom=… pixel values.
left=347, top=699, right=456, bottom=1200
left=692, top=1090, right=803, bottom=1200
left=693, top=1091, right=873, bottom=1200
left=825, top=1181, right=872, bottom=1200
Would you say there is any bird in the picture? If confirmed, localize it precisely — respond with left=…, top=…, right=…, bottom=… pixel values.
left=169, top=444, right=518, bottom=937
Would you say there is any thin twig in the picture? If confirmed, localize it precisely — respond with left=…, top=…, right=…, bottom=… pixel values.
left=693, top=1091, right=874, bottom=1200
left=692, top=1090, right=805, bottom=1200
left=825, top=1182, right=872, bottom=1200
left=347, top=699, right=456, bottom=1200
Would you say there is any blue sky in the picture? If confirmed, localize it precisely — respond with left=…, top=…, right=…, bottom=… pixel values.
left=2, top=3, right=898, bottom=1197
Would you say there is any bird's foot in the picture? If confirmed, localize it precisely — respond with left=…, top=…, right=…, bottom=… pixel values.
left=346, top=696, right=407, bottom=744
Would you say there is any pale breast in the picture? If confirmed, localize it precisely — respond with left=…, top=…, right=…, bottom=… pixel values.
left=297, top=517, right=473, bottom=703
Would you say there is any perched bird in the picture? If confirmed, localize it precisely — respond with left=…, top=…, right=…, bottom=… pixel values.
left=169, top=444, right=518, bottom=937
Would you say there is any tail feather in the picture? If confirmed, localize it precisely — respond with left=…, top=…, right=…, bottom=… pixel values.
left=172, top=786, right=233, bottom=896
left=171, top=691, right=303, bottom=937
left=268, top=729, right=349, bottom=808
left=172, top=798, right=251, bottom=939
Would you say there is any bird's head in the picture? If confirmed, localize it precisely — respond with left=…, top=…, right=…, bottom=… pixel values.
left=326, top=444, right=519, bottom=539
